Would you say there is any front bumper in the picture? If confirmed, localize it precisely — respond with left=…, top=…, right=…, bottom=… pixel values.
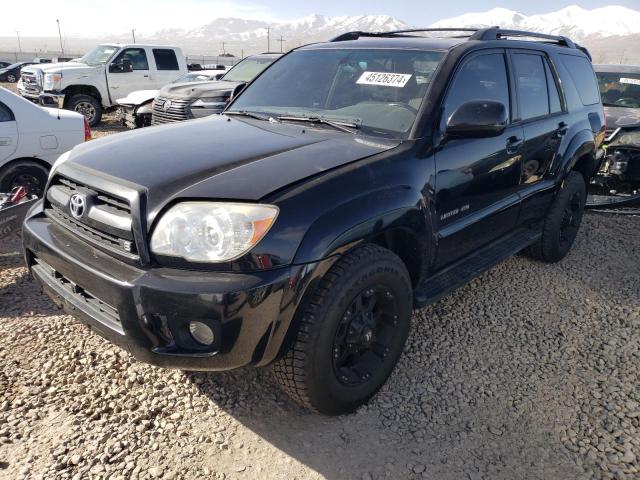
left=23, top=206, right=331, bottom=370
left=39, top=92, right=65, bottom=108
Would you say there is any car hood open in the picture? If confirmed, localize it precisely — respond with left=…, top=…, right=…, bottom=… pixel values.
left=61, top=114, right=400, bottom=224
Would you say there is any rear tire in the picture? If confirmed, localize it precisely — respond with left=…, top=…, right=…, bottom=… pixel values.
left=0, top=160, right=49, bottom=197
left=272, top=244, right=412, bottom=415
left=525, top=171, right=586, bottom=263
left=67, top=94, right=102, bottom=127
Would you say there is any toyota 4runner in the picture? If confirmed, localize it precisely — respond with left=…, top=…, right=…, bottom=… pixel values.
left=23, top=28, right=605, bottom=415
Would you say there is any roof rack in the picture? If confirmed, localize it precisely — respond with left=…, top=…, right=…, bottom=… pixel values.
left=329, top=27, right=590, bottom=58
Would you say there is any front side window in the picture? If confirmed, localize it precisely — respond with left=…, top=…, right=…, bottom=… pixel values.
left=443, top=53, right=510, bottom=124
left=113, top=48, right=149, bottom=71
left=153, top=49, right=179, bottom=71
left=229, top=49, right=445, bottom=138
left=0, top=102, right=14, bottom=122
left=513, top=53, right=549, bottom=120
left=597, top=72, right=640, bottom=108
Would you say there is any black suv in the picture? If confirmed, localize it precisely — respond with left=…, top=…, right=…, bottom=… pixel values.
left=23, top=28, right=604, bottom=415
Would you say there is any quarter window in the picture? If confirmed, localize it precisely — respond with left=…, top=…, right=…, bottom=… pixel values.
left=113, top=48, right=149, bottom=71
left=513, top=54, right=549, bottom=120
left=0, top=102, right=14, bottom=122
left=545, top=60, right=562, bottom=114
left=559, top=55, right=600, bottom=106
left=153, top=49, right=179, bottom=71
left=443, top=53, right=510, bottom=125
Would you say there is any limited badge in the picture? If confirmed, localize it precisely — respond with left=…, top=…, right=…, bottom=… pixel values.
left=356, top=71, right=412, bottom=88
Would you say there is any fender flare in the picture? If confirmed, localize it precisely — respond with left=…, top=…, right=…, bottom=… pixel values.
left=292, top=185, right=429, bottom=265
left=558, top=129, right=596, bottom=179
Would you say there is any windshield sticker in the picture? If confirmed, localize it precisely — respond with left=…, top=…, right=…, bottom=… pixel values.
left=620, top=77, right=640, bottom=86
left=357, top=72, right=412, bottom=88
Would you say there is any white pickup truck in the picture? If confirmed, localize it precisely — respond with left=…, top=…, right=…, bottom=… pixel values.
left=18, top=44, right=187, bottom=126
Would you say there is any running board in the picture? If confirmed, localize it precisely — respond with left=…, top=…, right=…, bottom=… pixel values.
left=414, top=229, right=541, bottom=308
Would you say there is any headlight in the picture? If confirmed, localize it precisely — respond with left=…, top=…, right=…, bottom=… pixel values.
left=150, top=202, right=278, bottom=263
left=43, top=73, right=62, bottom=91
left=189, top=96, right=229, bottom=117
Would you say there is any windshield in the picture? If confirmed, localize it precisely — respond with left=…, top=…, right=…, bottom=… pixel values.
left=228, top=48, right=444, bottom=138
left=222, top=56, right=278, bottom=83
left=175, top=73, right=215, bottom=83
left=597, top=72, right=640, bottom=108
left=79, top=45, right=118, bottom=66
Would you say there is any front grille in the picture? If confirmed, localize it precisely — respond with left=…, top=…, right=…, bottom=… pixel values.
left=45, top=176, right=138, bottom=260
left=151, top=97, right=191, bottom=125
left=32, top=257, right=122, bottom=333
left=20, top=71, right=42, bottom=95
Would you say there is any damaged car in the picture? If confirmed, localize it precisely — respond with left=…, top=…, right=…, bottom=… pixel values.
left=151, top=53, right=280, bottom=125
left=589, top=65, right=640, bottom=211
left=116, top=70, right=230, bottom=129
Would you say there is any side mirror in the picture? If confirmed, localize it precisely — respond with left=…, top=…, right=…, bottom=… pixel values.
left=446, top=100, right=508, bottom=138
left=109, top=59, right=133, bottom=73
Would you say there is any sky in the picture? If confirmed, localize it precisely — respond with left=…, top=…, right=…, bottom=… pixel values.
left=2, top=0, right=640, bottom=37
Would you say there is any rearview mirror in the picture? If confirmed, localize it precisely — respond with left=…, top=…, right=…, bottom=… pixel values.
left=446, top=101, right=508, bottom=138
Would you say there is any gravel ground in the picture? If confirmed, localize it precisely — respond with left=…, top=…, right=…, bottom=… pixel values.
left=1, top=80, right=640, bottom=480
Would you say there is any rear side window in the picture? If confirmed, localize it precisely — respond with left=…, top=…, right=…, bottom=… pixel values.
left=559, top=55, right=600, bottom=105
left=443, top=53, right=510, bottom=123
left=0, top=102, right=14, bottom=122
left=153, top=49, right=179, bottom=71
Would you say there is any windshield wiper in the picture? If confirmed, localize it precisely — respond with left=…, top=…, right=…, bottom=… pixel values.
left=277, top=115, right=359, bottom=134
left=225, top=110, right=275, bottom=121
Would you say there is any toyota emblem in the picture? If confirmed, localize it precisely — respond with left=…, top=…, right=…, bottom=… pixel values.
left=163, top=100, right=172, bottom=111
left=69, top=193, right=86, bottom=219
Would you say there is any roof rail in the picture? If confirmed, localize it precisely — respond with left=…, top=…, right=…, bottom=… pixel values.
left=330, top=28, right=479, bottom=42
left=330, top=27, right=590, bottom=57
left=470, top=28, right=576, bottom=48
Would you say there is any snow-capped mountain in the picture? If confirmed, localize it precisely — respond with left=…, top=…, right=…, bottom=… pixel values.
left=430, top=5, right=640, bottom=40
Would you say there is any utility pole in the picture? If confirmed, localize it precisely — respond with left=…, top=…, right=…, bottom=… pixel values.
left=222, top=41, right=226, bottom=55
left=278, top=35, right=285, bottom=53
left=56, top=19, right=64, bottom=55
left=132, top=29, right=136, bottom=43
left=266, top=26, right=270, bottom=52
left=15, top=31, right=22, bottom=54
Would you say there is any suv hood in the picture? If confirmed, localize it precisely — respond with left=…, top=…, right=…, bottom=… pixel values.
left=604, top=106, right=640, bottom=129
left=158, top=79, right=241, bottom=100
left=61, top=115, right=400, bottom=224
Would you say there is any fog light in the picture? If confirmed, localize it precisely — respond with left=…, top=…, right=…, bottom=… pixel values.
left=189, top=321, right=215, bottom=346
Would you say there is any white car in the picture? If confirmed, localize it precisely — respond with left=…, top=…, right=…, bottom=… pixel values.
left=0, top=87, right=88, bottom=197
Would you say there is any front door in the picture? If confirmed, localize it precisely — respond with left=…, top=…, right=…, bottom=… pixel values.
left=107, top=48, right=153, bottom=101
left=434, top=50, right=523, bottom=269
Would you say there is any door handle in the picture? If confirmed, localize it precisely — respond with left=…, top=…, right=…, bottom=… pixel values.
left=555, top=121, right=569, bottom=138
left=506, top=136, right=523, bottom=154
left=0, top=138, right=11, bottom=146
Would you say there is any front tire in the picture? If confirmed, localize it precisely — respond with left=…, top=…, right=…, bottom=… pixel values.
left=272, top=244, right=412, bottom=415
left=6, top=73, right=17, bottom=83
left=67, top=94, right=102, bottom=127
left=525, top=171, right=586, bottom=263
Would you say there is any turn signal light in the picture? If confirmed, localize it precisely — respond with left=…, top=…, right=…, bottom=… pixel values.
left=84, top=117, right=92, bottom=141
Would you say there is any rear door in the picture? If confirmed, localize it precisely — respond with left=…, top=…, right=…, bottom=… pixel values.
left=434, top=49, right=523, bottom=268
left=107, top=48, right=153, bottom=100
left=0, top=101, right=18, bottom=163
left=151, top=49, right=183, bottom=86
left=509, top=50, right=570, bottom=224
